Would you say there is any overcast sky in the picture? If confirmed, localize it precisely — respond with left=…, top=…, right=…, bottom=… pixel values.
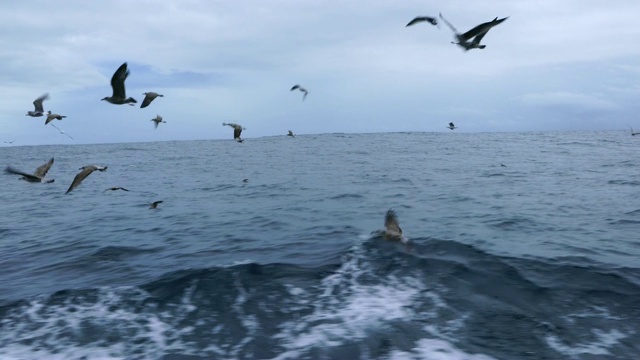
left=1, top=0, right=640, bottom=145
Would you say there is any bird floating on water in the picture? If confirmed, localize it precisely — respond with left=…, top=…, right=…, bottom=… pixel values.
left=384, top=209, right=403, bottom=240
left=45, top=111, right=66, bottom=125
left=149, top=200, right=163, bottom=209
left=141, top=92, right=164, bottom=108
left=439, top=13, right=508, bottom=51
left=66, top=165, right=108, bottom=194
left=223, top=122, right=245, bottom=142
left=287, top=130, right=295, bottom=138
left=5, top=158, right=55, bottom=183
left=104, top=186, right=129, bottom=192
left=290, top=85, right=308, bottom=101
left=447, top=122, right=457, bottom=130
left=26, top=93, right=49, bottom=117
left=151, top=115, right=166, bottom=129
left=406, top=16, right=438, bottom=27
left=101, top=63, right=137, bottom=105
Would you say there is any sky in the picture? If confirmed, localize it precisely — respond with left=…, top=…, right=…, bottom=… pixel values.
left=1, top=0, right=640, bottom=145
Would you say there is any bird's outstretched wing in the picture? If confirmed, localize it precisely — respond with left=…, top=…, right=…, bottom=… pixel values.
left=406, top=16, right=438, bottom=27
left=384, top=209, right=403, bottom=237
left=439, top=13, right=458, bottom=35
left=66, top=166, right=96, bottom=194
left=33, top=93, right=49, bottom=113
left=5, top=166, right=41, bottom=181
left=111, top=63, right=129, bottom=98
left=33, top=158, right=54, bottom=179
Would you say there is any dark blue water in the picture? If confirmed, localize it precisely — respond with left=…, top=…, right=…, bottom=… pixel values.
left=1, top=131, right=639, bottom=359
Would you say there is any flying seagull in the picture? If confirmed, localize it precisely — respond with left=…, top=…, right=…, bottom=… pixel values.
left=26, top=93, right=49, bottom=117
left=4, top=141, right=15, bottom=144
left=447, top=122, right=457, bottom=130
left=151, top=115, right=166, bottom=129
left=140, top=92, right=164, bottom=108
left=104, top=186, right=129, bottom=192
left=287, top=130, right=295, bottom=138
left=101, top=62, right=137, bottom=105
left=45, top=111, right=67, bottom=125
left=406, top=16, right=438, bottom=27
left=5, top=158, right=55, bottom=183
left=223, top=122, right=245, bottom=142
left=439, top=13, right=508, bottom=51
left=149, top=200, right=163, bottom=209
left=630, top=127, right=640, bottom=136
left=48, top=123, right=74, bottom=139
left=290, top=85, right=308, bottom=101
left=66, top=165, right=108, bottom=194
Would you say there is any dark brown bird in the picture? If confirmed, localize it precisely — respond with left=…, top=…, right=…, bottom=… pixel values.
left=26, top=93, right=49, bottom=117
left=287, top=130, right=295, bottom=137
left=101, top=63, right=137, bottom=105
left=439, top=13, right=508, bottom=51
left=5, top=158, right=55, bottom=183
left=406, top=16, right=438, bottom=27
left=66, top=165, right=107, bottom=194
left=45, top=111, right=67, bottom=125
left=149, top=200, right=163, bottom=209
left=140, top=92, right=164, bottom=108
left=104, top=186, right=129, bottom=192
left=290, top=85, right=308, bottom=101
left=151, top=115, right=166, bottom=129
left=384, top=209, right=403, bottom=239
left=223, top=122, right=245, bottom=142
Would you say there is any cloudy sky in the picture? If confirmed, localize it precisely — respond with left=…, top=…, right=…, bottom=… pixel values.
left=1, top=0, right=640, bottom=145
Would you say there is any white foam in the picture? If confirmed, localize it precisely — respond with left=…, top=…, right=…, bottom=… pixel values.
left=545, top=328, right=627, bottom=356
left=386, top=338, right=497, bottom=360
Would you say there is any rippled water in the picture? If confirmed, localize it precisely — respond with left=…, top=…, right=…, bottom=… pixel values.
left=1, top=131, right=639, bottom=359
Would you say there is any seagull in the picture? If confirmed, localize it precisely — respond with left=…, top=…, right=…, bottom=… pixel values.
left=104, top=186, right=129, bottom=192
left=439, top=13, right=508, bottom=51
left=384, top=209, right=403, bottom=240
left=287, top=130, right=295, bottom=138
left=4, top=141, right=15, bottom=144
left=151, top=115, right=166, bottom=129
left=149, top=200, right=163, bottom=209
left=45, top=111, right=67, bottom=125
left=48, top=123, right=74, bottom=139
left=290, top=84, right=308, bottom=101
left=66, top=165, right=107, bottom=193
left=447, top=122, right=457, bottom=130
left=406, top=16, right=438, bottom=27
left=26, top=93, right=49, bottom=117
left=5, top=158, right=55, bottom=183
left=101, top=63, right=137, bottom=105
left=140, top=92, right=164, bottom=108
left=223, top=122, right=245, bottom=142
left=630, top=127, right=640, bottom=136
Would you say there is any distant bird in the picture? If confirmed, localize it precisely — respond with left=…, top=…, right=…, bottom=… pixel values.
left=5, top=158, right=55, bottom=183
left=223, top=122, right=245, bottom=142
left=500, top=163, right=507, bottom=167
left=104, top=186, right=129, bottom=192
left=101, top=63, right=137, bottom=105
left=45, top=111, right=67, bottom=125
left=447, top=122, right=457, bottom=130
left=4, top=141, right=15, bottom=144
left=151, top=115, right=166, bottom=129
left=66, top=165, right=107, bottom=193
left=243, top=178, right=249, bottom=183
left=149, top=200, right=163, bottom=209
left=48, top=123, right=74, bottom=139
left=140, top=92, right=164, bottom=108
left=630, top=127, right=640, bottom=136
left=290, top=84, right=308, bottom=101
left=406, top=16, right=438, bottom=27
left=384, top=209, right=403, bottom=240
left=439, top=13, right=508, bottom=51
left=26, top=93, right=49, bottom=117
left=287, top=130, right=295, bottom=138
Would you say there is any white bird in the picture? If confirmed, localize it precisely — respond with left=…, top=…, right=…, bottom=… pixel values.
left=26, top=93, right=49, bottom=117
left=48, top=123, right=74, bottom=139
left=290, top=84, right=308, bottom=101
left=101, top=63, right=137, bottom=105
left=439, top=13, right=508, bottom=51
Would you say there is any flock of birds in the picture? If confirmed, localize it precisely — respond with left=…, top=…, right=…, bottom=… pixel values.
left=4, top=12, right=513, bottom=211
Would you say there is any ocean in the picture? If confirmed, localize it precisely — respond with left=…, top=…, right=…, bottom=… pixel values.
left=0, top=131, right=638, bottom=359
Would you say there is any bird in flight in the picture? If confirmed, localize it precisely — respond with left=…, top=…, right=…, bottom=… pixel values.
left=447, top=122, right=457, bottom=130
left=223, top=122, right=245, bottom=142
left=104, top=186, right=129, bottom=192
left=101, top=63, right=137, bottom=105
left=630, top=127, right=640, bottom=136
left=141, top=92, right=164, bottom=108
left=287, top=130, right=295, bottom=138
left=406, top=16, right=438, bottom=27
left=290, top=85, right=308, bottom=101
left=4, top=141, right=15, bottom=144
left=45, top=111, right=67, bottom=125
left=151, top=115, right=166, bottom=129
left=66, top=165, right=108, bottom=193
left=149, top=200, right=163, bottom=209
left=439, top=13, right=508, bottom=51
left=5, top=158, right=55, bottom=183
left=48, top=123, right=74, bottom=139
left=26, top=93, right=49, bottom=117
